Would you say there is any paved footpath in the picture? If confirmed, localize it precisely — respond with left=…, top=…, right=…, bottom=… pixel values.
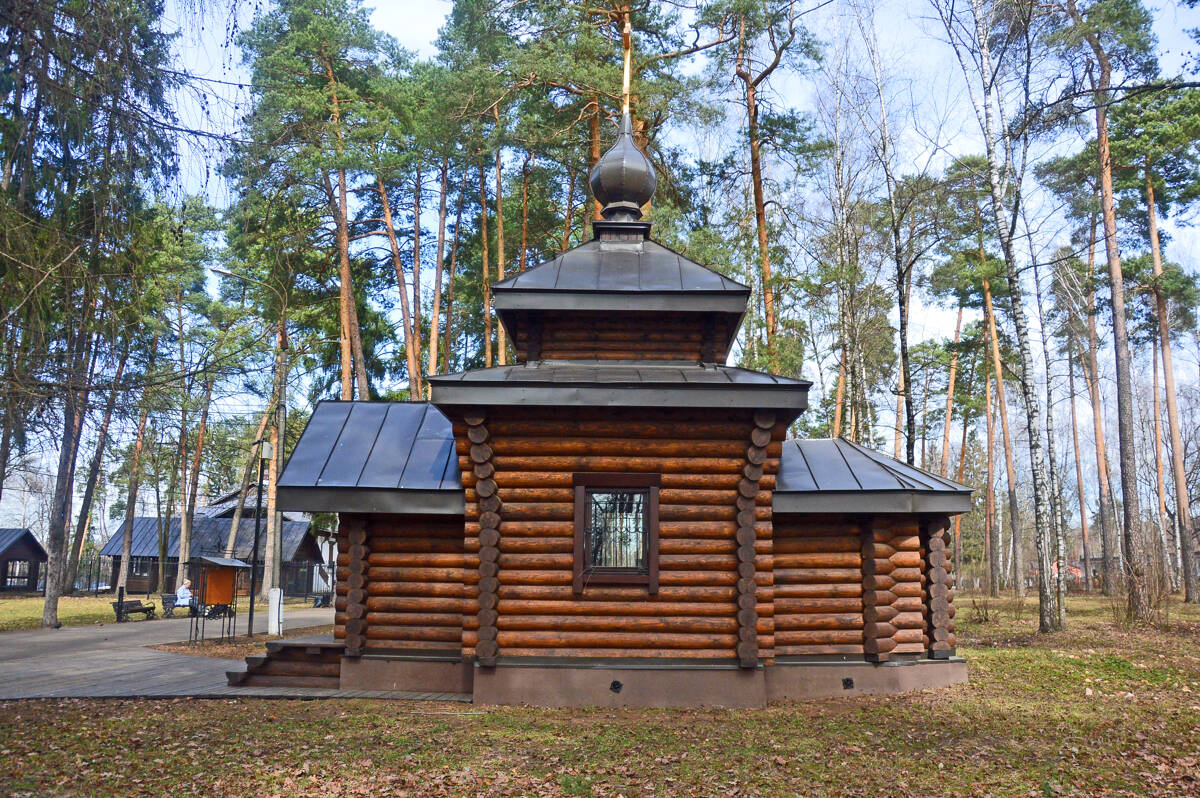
left=0, top=608, right=469, bottom=701
left=0, top=607, right=355, bottom=700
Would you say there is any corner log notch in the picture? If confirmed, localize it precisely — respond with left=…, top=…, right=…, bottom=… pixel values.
left=737, top=410, right=775, bottom=668
left=467, top=413, right=501, bottom=667
left=343, top=515, right=369, bottom=656
left=924, top=515, right=956, bottom=658
left=860, top=520, right=898, bottom=662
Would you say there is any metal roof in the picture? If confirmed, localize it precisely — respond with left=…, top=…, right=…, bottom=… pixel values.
left=278, top=401, right=463, bottom=515
left=492, top=235, right=750, bottom=315
left=0, top=528, right=46, bottom=561
left=773, top=438, right=973, bottom=514
left=190, top=555, right=250, bottom=569
left=429, top=360, right=811, bottom=414
left=98, top=516, right=318, bottom=562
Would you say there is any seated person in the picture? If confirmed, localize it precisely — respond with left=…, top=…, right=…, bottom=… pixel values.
left=176, top=579, right=197, bottom=616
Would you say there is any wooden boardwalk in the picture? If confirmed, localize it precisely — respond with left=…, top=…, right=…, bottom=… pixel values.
left=0, top=607, right=468, bottom=702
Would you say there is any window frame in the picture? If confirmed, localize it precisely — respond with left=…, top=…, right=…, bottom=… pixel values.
left=572, top=472, right=660, bottom=594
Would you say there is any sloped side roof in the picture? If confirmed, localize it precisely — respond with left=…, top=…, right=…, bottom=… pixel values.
left=0, top=528, right=46, bottom=562
left=99, top=517, right=318, bottom=563
left=277, top=401, right=464, bottom=515
left=774, top=438, right=973, bottom=514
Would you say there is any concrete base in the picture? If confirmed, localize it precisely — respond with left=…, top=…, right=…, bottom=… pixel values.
left=337, top=652, right=967, bottom=706
left=473, top=661, right=766, bottom=708
left=340, top=654, right=473, bottom=693
left=765, top=657, right=968, bottom=701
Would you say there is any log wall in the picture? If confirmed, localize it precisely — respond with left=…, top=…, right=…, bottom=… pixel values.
left=453, top=407, right=784, bottom=661
left=511, top=311, right=734, bottom=363
left=334, top=514, right=467, bottom=654
left=772, top=516, right=865, bottom=657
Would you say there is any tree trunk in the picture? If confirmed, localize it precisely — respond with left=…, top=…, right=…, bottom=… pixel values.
left=412, top=166, right=424, bottom=374
left=1032, top=256, right=1066, bottom=628
left=984, top=278, right=1023, bottom=596
left=427, top=157, right=450, bottom=384
left=177, top=374, right=214, bottom=592
left=1146, top=168, right=1198, bottom=601
left=441, top=175, right=466, bottom=373
left=894, top=368, right=905, bottom=461
left=1083, top=233, right=1117, bottom=594
left=590, top=103, right=603, bottom=220
left=116, top=405, right=150, bottom=591
left=479, top=163, right=493, bottom=367
left=494, top=144, right=507, bottom=366
left=66, top=345, right=129, bottom=591
left=940, top=307, right=963, bottom=476
left=986, top=371, right=999, bottom=595
left=375, top=173, right=422, bottom=398
left=832, top=349, right=846, bottom=438
left=519, top=153, right=532, bottom=274
left=1067, top=335, right=1093, bottom=593
left=561, top=170, right=576, bottom=252
left=331, top=169, right=368, bottom=399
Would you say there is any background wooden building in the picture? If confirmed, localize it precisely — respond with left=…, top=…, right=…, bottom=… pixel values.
left=0, top=528, right=46, bottom=592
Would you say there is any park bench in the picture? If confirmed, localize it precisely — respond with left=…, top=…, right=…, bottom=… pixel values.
left=111, top=599, right=156, bottom=622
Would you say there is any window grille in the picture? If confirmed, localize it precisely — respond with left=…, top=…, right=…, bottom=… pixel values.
left=586, top=489, right=648, bottom=571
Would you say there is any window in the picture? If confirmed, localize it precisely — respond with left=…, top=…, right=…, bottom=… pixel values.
left=6, top=560, right=28, bottom=588
left=573, top=473, right=659, bottom=593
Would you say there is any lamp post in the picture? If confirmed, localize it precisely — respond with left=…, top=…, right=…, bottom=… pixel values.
left=247, top=439, right=273, bottom=637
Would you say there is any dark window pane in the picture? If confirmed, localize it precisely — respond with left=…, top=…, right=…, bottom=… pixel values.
left=586, top=489, right=647, bottom=570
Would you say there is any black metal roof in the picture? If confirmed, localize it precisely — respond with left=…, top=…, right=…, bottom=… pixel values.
left=492, top=236, right=750, bottom=315
left=98, top=516, right=319, bottom=562
left=274, top=403, right=968, bottom=518
left=277, top=401, right=463, bottom=515
left=429, top=360, right=811, bottom=415
left=0, top=528, right=46, bottom=562
left=773, top=438, right=973, bottom=514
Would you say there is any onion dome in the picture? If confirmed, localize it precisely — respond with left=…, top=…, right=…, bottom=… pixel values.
left=588, top=112, right=657, bottom=221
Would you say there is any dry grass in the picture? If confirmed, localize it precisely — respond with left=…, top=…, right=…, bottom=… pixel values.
left=1, top=594, right=1199, bottom=797
left=0, top=594, right=310, bottom=632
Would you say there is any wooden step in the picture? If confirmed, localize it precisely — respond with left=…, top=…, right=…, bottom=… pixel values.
left=256, top=660, right=340, bottom=678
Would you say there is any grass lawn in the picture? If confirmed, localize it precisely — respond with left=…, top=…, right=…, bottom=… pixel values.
left=0, top=594, right=310, bottom=632
left=2, top=594, right=1199, bottom=796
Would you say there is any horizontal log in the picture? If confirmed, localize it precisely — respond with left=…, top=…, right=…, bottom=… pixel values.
left=497, top=537, right=574, bottom=554
left=470, top=615, right=738, bottom=634
left=773, top=535, right=860, bottom=554
left=366, top=566, right=467, bottom=582
left=894, top=628, right=925, bottom=644
left=483, top=420, right=753, bottom=440
left=775, top=552, right=862, bottom=569
left=775, top=629, right=864, bottom=645
left=489, top=647, right=734, bottom=659
left=487, top=455, right=747, bottom=474
left=466, top=521, right=573, bottom=537
left=891, top=567, right=923, bottom=583
left=893, top=583, right=924, bottom=599
left=467, top=631, right=738, bottom=649
left=365, top=611, right=462, bottom=627
left=776, top=567, right=861, bottom=584
left=367, top=627, right=463, bottom=643
left=497, top=552, right=571, bottom=569
left=464, top=472, right=746, bottom=490
left=462, top=437, right=751, bottom=458
left=893, top=611, right=925, bottom=629
left=888, top=551, right=922, bottom=568
left=775, top=597, right=863, bottom=614
left=893, top=642, right=925, bottom=654
left=775, top=644, right=864, bottom=656
left=496, top=599, right=737, bottom=617
left=368, top=582, right=469, bottom=598
left=659, top=539, right=736, bottom=556
left=494, top=585, right=737, bottom=602
left=893, top=596, right=924, bottom=613
left=366, top=524, right=463, bottom=540
left=773, top=583, right=862, bottom=599
left=364, top=639, right=465, bottom=652
left=659, top=521, right=772, bottom=540
left=774, top=613, right=864, bottom=631
left=366, top=596, right=465, bottom=613
left=368, top=539, right=466, bottom=555
left=364, top=553, right=467, bottom=568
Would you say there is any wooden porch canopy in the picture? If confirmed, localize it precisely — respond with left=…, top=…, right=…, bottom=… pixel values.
left=277, top=402, right=971, bottom=516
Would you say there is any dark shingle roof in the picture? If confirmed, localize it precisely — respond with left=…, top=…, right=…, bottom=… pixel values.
left=0, top=528, right=46, bottom=562
left=277, top=402, right=463, bottom=515
left=98, top=517, right=318, bottom=562
left=774, top=438, right=973, bottom=514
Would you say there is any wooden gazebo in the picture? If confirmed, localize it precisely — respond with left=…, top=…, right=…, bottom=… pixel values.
left=271, top=115, right=972, bottom=706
